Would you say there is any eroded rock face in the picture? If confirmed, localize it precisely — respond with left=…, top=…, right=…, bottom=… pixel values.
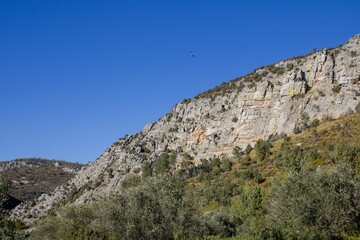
left=11, top=34, right=360, bottom=225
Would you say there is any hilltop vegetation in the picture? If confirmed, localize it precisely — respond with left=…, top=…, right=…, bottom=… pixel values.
left=0, top=158, right=83, bottom=203
left=25, top=113, right=360, bottom=240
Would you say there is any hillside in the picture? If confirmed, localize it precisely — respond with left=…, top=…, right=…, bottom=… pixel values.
left=0, top=158, right=83, bottom=205
left=11, top=34, right=360, bottom=227
left=28, top=112, right=360, bottom=239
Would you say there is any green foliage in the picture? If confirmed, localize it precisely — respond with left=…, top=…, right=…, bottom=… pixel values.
left=232, top=146, right=243, bottom=160
left=245, top=144, right=253, bottom=155
left=141, top=161, right=153, bottom=178
left=286, top=63, right=294, bottom=71
left=32, top=176, right=205, bottom=240
left=29, top=113, right=360, bottom=240
left=153, top=153, right=176, bottom=175
left=268, top=64, right=285, bottom=75
left=274, top=137, right=304, bottom=170
left=332, top=84, right=341, bottom=93
left=0, top=217, right=26, bottom=240
left=333, top=144, right=360, bottom=172
left=220, top=157, right=232, bottom=172
left=309, top=118, right=320, bottom=128
left=267, top=163, right=360, bottom=239
left=254, top=139, right=272, bottom=162
left=203, top=209, right=242, bottom=238
left=300, top=112, right=310, bottom=130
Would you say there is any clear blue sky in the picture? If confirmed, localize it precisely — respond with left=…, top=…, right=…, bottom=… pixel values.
left=0, top=0, right=359, bottom=163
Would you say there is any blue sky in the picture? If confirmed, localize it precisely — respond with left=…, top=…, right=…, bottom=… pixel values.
left=0, top=0, right=359, bottom=163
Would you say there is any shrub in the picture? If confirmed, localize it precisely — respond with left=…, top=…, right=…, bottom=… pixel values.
left=31, top=176, right=204, bottom=240
left=254, top=139, right=272, bottom=162
left=232, top=117, right=238, bottom=123
left=274, top=137, right=304, bottom=170
left=245, top=144, right=253, bottom=155
left=332, top=84, right=341, bottom=93
left=309, top=118, right=320, bottom=128
left=300, top=112, right=310, bottom=129
left=286, top=63, right=294, bottom=71
left=232, top=146, right=243, bottom=160
left=141, top=161, right=153, bottom=178
left=267, top=163, right=360, bottom=239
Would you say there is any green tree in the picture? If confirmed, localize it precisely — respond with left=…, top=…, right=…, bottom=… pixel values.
left=141, top=161, right=153, bottom=178
left=300, top=112, right=310, bottom=130
left=254, top=139, right=272, bottom=162
left=274, top=137, right=303, bottom=170
left=267, top=163, right=360, bottom=239
left=245, top=144, right=253, bottom=155
left=232, top=146, right=243, bottom=160
left=32, top=176, right=204, bottom=240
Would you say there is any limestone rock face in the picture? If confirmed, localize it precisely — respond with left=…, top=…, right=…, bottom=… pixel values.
left=11, top=34, right=360, bottom=224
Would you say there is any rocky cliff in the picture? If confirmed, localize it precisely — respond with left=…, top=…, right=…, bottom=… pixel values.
left=11, top=34, right=360, bottom=224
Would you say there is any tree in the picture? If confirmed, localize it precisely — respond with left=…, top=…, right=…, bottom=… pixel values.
left=31, top=176, right=204, bottom=240
left=141, top=161, right=153, bottom=178
left=274, top=137, right=303, bottom=170
left=254, top=139, right=272, bottom=162
left=300, top=112, right=310, bottom=130
left=267, top=163, right=360, bottom=239
left=245, top=144, right=253, bottom=155
left=232, top=146, right=243, bottom=160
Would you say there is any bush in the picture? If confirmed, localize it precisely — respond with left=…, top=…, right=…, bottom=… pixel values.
left=31, top=176, right=204, bottom=240
left=254, top=139, right=272, bottom=162
left=274, top=137, right=304, bottom=170
left=309, top=118, right=320, bottom=128
left=245, top=144, right=253, bottom=155
left=332, top=84, right=341, bottom=93
left=267, top=163, right=360, bottom=239
left=232, top=146, right=243, bottom=160
left=141, top=161, right=153, bottom=178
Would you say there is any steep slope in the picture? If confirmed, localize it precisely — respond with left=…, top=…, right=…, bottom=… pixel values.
left=12, top=34, right=360, bottom=224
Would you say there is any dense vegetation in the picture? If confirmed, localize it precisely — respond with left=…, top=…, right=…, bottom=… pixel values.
left=1, top=113, right=360, bottom=239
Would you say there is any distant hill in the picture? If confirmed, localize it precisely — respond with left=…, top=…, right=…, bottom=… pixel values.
left=0, top=158, right=83, bottom=207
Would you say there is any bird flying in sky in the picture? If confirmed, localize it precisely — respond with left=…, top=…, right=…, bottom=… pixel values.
left=190, top=51, right=195, bottom=58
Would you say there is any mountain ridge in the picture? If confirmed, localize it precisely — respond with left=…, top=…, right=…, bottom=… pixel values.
left=0, top=158, right=83, bottom=205
left=11, top=34, right=360, bottom=224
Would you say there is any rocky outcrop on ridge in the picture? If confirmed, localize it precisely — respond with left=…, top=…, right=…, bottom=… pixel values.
left=11, top=34, right=360, bottom=224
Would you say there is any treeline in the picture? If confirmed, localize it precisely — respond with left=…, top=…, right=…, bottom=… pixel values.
left=2, top=113, right=360, bottom=239
left=29, top=162, right=359, bottom=240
